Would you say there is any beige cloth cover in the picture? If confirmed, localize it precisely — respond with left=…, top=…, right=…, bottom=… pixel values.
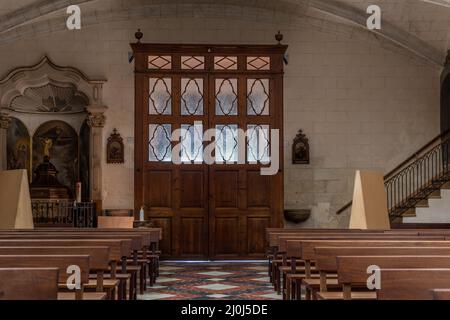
left=0, top=170, right=34, bottom=229
left=349, top=170, right=390, bottom=230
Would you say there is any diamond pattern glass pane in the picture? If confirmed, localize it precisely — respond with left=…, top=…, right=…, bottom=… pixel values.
left=181, top=56, right=205, bottom=70
left=148, top=56, right=172, bottom=69
left=216, top=125, right=238, bottom=163
left=247, top=57, right=270, bottom=70
left=247, top=124, right=270, bottom=163
left=214, top=56, right=238, bottom=70
left=149, top=78, right=172, bottom=115
left=215, top=78, right=238, bottom=116
left=247, top=79, right=269, bottom=115
left=181, top=78, right=203, bottom=115
left=149, top=124, right=172, bottom=162
left=181, top=123, right=203, bottom=163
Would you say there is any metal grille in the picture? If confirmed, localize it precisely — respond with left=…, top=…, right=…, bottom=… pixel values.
left=31, top=200, right=96, bottom=228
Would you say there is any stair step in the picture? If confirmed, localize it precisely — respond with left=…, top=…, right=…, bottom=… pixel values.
left=390, top=216, right=403, bottom=224
left=428, top=190, right=441, bottom=199
left=401, top=208, right=416, bottom=217
left=415, top=199, right=429, bottom=208
left=441, top=182, right=450, bottom=190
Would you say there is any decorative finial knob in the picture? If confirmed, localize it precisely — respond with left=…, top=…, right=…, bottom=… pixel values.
left=135, top=29, right=143, bottom=43
left=275, top=31, right=283, bottom=44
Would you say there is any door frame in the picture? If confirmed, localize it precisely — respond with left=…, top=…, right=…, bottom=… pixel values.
left=132, top=43, right=287, bottom=259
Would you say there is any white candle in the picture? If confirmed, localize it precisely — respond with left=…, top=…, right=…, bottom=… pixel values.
left=76, top=182, right=82, bottom=203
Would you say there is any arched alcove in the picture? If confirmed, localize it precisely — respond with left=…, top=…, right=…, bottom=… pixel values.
left=0, top=56, right=107, bottom=206
left=32, top=120, right=78, bottom=195
left=7, top=117, right=30, bottom=177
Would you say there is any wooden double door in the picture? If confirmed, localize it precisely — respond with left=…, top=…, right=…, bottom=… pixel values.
left=132, top=43, right=287, bottom=259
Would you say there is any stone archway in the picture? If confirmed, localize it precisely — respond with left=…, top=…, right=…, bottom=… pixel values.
left=0, top=56, right=107, bottom=209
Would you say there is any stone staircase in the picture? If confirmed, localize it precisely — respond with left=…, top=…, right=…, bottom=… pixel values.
left=403, top=186, right=450, bottom=223
left=337, top=130, right=450, bottom=223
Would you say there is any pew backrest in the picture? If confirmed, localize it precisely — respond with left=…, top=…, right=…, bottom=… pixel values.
left=0, top=246, right=110, bottom=270
left=0, top=255, right=90, bottom=284
left=292, top=240, right=450, bottom=261
left=377, top=268, right=450, bottom=300
left=315, top=247, right=450, bottom=272
left=337, top=255, right=450, bottom=287
left=0, top=234, right=142, bottom=252
left=0, top=239, right=131, bottom=262
left=0, top=268, right=59, bottom=300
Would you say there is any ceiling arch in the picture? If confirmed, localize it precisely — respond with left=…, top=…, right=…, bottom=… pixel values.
left=0, top=0, right=446, bottom=66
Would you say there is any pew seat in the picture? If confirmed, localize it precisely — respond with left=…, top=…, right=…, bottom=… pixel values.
left=84, top=279, right=119, bottom=300
left=57, top=292, right=107, bottom=300
left=317, top=291, right=376, bottom=300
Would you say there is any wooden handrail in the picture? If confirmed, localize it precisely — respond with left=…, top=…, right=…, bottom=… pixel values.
left=336, top=129, right=450, bottom=215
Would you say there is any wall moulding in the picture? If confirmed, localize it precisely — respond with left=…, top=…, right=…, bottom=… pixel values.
left=0, top=55, right=107, bottom=114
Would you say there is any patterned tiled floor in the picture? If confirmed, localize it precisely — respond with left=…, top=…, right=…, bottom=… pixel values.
left=138, top=262, right=282, bottom=300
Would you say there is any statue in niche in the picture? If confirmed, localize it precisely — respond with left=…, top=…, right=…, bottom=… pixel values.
left=43, top=138, right=53, bottom=157
left=292, top=130, right=310, bottom=164
left=32, top=121, right=78, bottom=196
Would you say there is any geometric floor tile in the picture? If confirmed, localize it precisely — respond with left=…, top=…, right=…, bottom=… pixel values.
left=197, top=271, right=232, bottom=276
left=139, top=293, right=177, bottom=300
left=156, top=277, right=180, bottom=283
left=206, top=278, right=226, bottom=282
left=251, top=277, right=271, bottom=282
left=245, top=266, right=267, bottom=271
left=195, top=283, right=238, bottom=291
left=160, top=266, right=184, bottom=271
left=138, top=261, right=278, bottom=300
left=258, top=292, right=282, bottom=300
left=207, top=294, right=229, bottom=299
left=151, top=285, right=168, bottom=289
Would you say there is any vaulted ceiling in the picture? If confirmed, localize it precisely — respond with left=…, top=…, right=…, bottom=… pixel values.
left=0, top=0, right=449, bottom=66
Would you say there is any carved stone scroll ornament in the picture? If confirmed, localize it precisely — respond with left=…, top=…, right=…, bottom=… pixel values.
left=0, top=113, right=11, bottom=129
left=87, top=112, right=106, bottom=128
left=292, top=129, right=310, bottom=164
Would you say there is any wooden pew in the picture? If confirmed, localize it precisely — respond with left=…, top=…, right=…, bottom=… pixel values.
left=265, top=229, right=418, bottom=285
left=283, top=239, right=450, bottom=299
left=376, top=269, right=450, bottom=300
left=276, top=236, right=444, bottom=297
left=310, top=246, right=450, bottom=300
left=0, top=246, right=116, bottom=298
left=321, top=255, right=450, bottom=300
left=270, top=232, right=432, bottom=275
left=0, top=233, right=143, bottom=295
left=0, top=228, right=162, bottom=290
left=0, top=268, right=59, bottom=300
left=0, top=255, right=106, bottom=300
left=0, top=239, right=132, bottom=299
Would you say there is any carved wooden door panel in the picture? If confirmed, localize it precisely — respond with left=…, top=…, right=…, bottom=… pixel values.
left=132, top=44, right=286, bottom=259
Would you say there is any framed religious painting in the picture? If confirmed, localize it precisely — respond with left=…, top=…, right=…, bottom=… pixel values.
left=106, top=128, right=124, bottom=164
left=292, top=130, right=309, bottom=164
